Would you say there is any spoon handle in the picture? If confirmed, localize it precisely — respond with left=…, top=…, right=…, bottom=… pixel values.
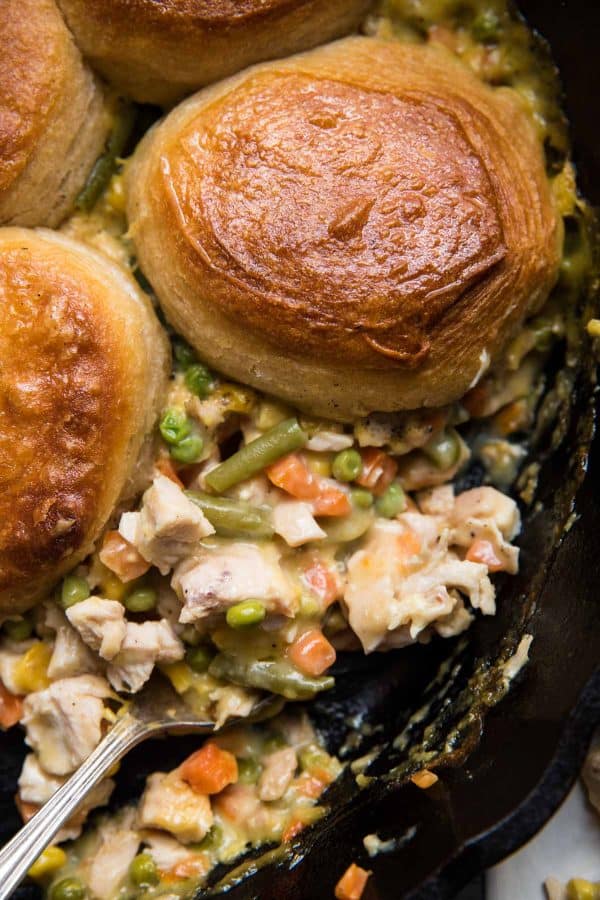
left=0, top=713, right=147, bottom=899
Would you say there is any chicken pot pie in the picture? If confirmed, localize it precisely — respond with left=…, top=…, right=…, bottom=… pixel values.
left=0, top=0, right=111, bottom=228
left=127, top=37, right=561, bottom=421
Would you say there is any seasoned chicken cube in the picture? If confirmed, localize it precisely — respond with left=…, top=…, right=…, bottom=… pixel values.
left=66, top=598, right=127, bottom=661
left=258, top=747, right=298, bottom=802
left=119, top=475, right=215, bottom=575
left=137, top=771, right=213, bottom=844
left=22, top=675, right=113, bottom=775
left=174, top=542, right=298, bottom=623
left=452, top=487, right=520, bottom=540
left=273, top=501, right=326, bottom=548
left=107, top=620, right=184, bottom=693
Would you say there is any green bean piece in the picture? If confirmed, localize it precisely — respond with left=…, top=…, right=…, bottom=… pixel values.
left=49, top=878, right=86, bottom=900
left=332, top=449, right=362, bottom=482
left=209, top=654, right=334, bottom=700
left=375, top=483, right=406, bottom=519
left=3, top=617, right=33, bottom=642
left=159, top=407, right=191, bottom=446
left=226, top=600, right=266, bottom=629
left=75, top=102, right=135, bottom=212
left=205, top=418, right=307, bottom=493
left=129, top=853, right=159, bottom=888
left=186, top=645, right=214, bottom=673
left=170, top=431, right=203, bottom=463
left=351, top=488, right=374, bottom=509
left=237, top=757, right=262, bottom=784
left=60, top=575, right=91, bottom=610
left=123, top=587, right=157, bottom=613
left=173, top=339, right=197, bottom=370
left=185, top=363, right=213, bottom=398
left=422, top=429, right=461, bottom=470
left=186, top=491, right=274, bottom=539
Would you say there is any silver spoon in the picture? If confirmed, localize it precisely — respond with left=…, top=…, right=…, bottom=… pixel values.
left=0, top=674, right=274, bottom=899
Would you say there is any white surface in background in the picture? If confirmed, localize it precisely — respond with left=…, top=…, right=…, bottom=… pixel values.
left=487, top=781, right=600, bottom=899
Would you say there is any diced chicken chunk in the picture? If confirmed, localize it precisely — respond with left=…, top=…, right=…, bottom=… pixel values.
left=85, top=809, right=140, bottom=900
left=137, top=771, right=213, bottom=844
left=174, top=542, right=298, bottom=623
left=258, top=747, right=298, bottom=802
left=22, top=675, right=113, bottom=775
left=67, top=598, right=126, bottom=661
left=108, top=620, right=184, bottom=693
left=452, top=487, right=520, bottom=540
left=46, top=609, right=100, bottom=681
left=119, top=475, right=214, bottom=575
left=273, top=501, right=326, bottom=548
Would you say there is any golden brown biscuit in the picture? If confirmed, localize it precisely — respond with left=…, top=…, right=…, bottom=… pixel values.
left=0, top=229, right=170, bottom=616
left=0, top=0, right=111, bottom=228
left=55, top=0, right=373, bottom=106
left=128, top=37, right=561, bottom=421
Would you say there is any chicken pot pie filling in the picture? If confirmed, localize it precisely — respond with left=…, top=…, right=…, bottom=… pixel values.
left=0, top=1, right=594, bottom=898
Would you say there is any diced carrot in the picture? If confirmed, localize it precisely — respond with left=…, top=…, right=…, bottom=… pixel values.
left=180, top=742, right=238, bottom=795
left=466, top=538, right=504, bottom=572
left=282, top=819, right=305, bottom=843
left=0, top=683, right=23, bottom=730
left=302, top=562, right=341, bottom=608
left=356, top=448, right=398, bottom=496
left=155, top=456, right=185, bottom=489
left=288, top=629, right=336, bottom=677
left=335, top=863, right=370, bottom=900
left=99, top=531, right=150, bottom=582
left=411, top=769, right=439, bottom=789
left=267, top=454, right=351, bottom=517
left=295, top=773, right=326, bottom=799
left=15, top=794, right=39, bottom=823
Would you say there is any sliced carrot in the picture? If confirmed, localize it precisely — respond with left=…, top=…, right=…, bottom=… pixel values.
left=155, top=456, right=185, bottom=489
left=335, top=863, right=370, bottom=900
left=267, top=454, right=350, bottom=517
left=411, top=769, right=439, bottom=789
left=180, top=742, right=238, bottom=795
left=288, top=629, right=336, bottom=677
left=0, top=682, right=23, bottom=730
left=282, top=819, right=305, bottom=843
left=302, top=561, right=341, bottom=608
left=99, top=531, right=150, bottom=582
left=356, top=448, right=398, bottom=496
left=466, top=538, right=504, bottom=572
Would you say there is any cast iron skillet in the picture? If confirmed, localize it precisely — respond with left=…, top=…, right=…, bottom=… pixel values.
left=2, top=1, right=599, bottom=897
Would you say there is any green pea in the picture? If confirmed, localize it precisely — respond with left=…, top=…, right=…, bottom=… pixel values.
left=298, top=743, right=329, bottom=772
left=3, top=617, right=32, bottom=642
left=422, top=429, right=461, bottom=470
left=129, top=853, right=159, bottom=888
left=186, top=645, right=214, bottom=673
left=50, top=878, right=86, bottom=900
left=184, top=363, right=213, bottom=398
left=170, top=432, right=203, bottom=464
left=123, top=587, right=157, bottom=613
left=332, top=449, right=362, bottom=482
left=472, top=9, right=502, bottom=43
left=173, top=339, right=197, bottom=370
left=237, top=757, right=262, bottom=784
left=351, top=488, right=374, bottom=509
left=60, top=575, right=91, bottom=610
left=375, top=483, right=406, bottom=519
left=226, top=600, right=266, bottom=629
left=159, top=407, right=191, bottom=446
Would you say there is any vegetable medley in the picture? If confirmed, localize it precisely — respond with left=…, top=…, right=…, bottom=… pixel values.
left=0, top=0, right=591, bottom=898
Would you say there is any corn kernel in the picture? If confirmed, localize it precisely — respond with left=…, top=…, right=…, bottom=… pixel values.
left=13, top=643, right=52, bottom=694
left=102, top=572, right=128, bottom=602
left=28, top=846, right=67, bottom=880
left=305, top=452, right=332, bottom=478
left=104, top=173, right=126, bottom=214
left=160, top=662, right=194, bottom=694
left=107, top=761, right=121, bottom=778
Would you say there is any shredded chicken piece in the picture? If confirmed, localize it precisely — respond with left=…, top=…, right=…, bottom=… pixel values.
left=45, top=606, right=100, bottom=680
left=451, top=486, right=520, bottom=540
left=67, top=598, right=127, bottom=661
left=137, top=772, right=213, bottom=844
left=119, top=475, right=214, bottom=575
left=84, top=809, right=140, bottom=900
left=107, top=620, right=184, bottom=693
left=273, top=500, right=326, bottom=547
left=174, top=542, right=298, bottom=622
left=306, top=431, right=354, bottom=452
left=209, top=684, right=258, bottom=729
left=258, top=747, right=298, bottom=802
left=142, top=830, right=202, bottom=871
left=22, top=675, right=113, bottom=775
